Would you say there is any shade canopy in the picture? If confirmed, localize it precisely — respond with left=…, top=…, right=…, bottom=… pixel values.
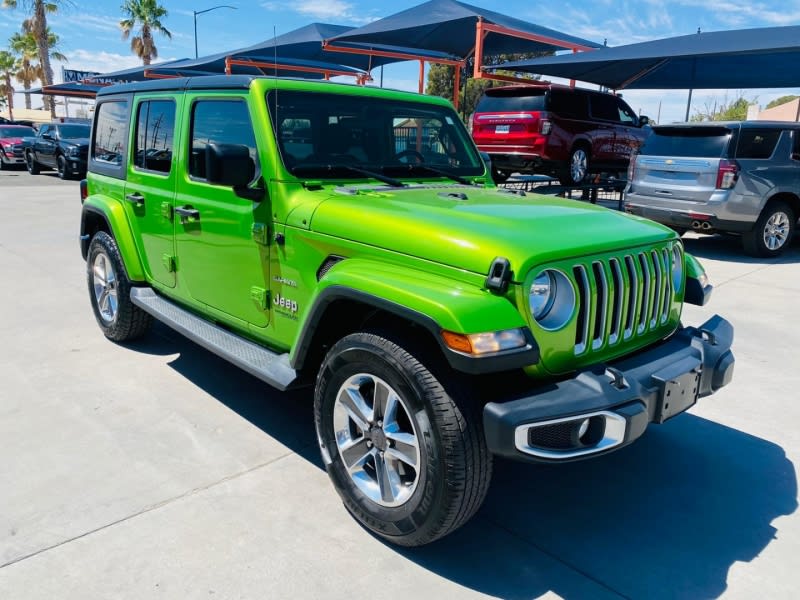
left=325, top=0, right=601, bottom=58
left=492, top=25, right=800, bottom=89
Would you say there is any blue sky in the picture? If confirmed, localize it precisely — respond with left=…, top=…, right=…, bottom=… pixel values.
left=1, top=0, right=799, bottom=122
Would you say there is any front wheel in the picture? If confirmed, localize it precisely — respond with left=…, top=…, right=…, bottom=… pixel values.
left=559, top=146, right=589, bottom=185
left=56, top=154, right=70, bottom=180
left=742, top=201, right=795, bottom=257
left=25, top=151, right=40, bottom=175
left=314, top=331, right=492, bottom=546
left=87, top=231, right=153, bottom=341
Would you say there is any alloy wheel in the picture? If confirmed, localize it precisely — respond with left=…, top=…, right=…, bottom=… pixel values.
left=92, top=251, right=119, bottom=324
left=763, top=211, right=790, bottom=251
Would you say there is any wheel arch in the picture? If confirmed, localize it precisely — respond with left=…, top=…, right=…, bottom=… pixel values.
left=762, top=192, right=800, bottom=223
left=80, top=199, right=145, bottom=281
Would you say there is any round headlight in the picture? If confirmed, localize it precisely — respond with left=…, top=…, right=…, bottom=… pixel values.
left=529, top=271, right=555, bottom=319
left=529, top=269, right=576, bottom=330
left=671, top=244, right=683, bottom=291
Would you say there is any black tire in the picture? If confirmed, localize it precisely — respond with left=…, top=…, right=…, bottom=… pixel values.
left=491, top=165, right=511, bottom=183
left=314, top=331, right=492, bottom=546
left=742, top=200, right=796, bottom=258
left=56, top=154, right=70, bottom=180
left=86, top=231, right=153, bottom=341
left=25, top=151, right=40, bottom=175
left=558, top=145, right=590, bottom=185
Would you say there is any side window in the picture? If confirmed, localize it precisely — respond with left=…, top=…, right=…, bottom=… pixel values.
left=617, top=98, right=637, bottom=125
left=133, top=99, right=176, bottom=173
left=92, top=101, right=128, bottom=165
left=39, top=124, right=50, bottom=137
left=551, top=89, right=588, bottom=120
left=735, top=128, right=781, bottom=159
left=590, top=95, right=620, bottom=122
left=189, top=99, right=258, bottom=180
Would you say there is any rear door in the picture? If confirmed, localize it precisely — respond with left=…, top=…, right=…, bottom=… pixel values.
left=122, top=95, right=180, bottom=288
left=35, top=124, right=57, bottom=168
left=471, top=88, right=548, bottom=152
left=173, top=95, right=270, bottom=328
left=587, top=94, right=619, bottom=163
left=632, top=126, right=732, bottom=202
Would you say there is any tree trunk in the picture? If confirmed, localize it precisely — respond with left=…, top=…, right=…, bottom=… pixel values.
left=4, top=74, right=13, bottom=121
left=24, top=82, right=31, bottom=110
left=143, top=25, right=152, bottom=66
left=33, top=0, right=55, bottom=118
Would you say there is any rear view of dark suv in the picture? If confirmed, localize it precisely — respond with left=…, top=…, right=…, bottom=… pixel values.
left=471, top=83, right=650, bottom=184
left=625, top=121, right=800, bottom=257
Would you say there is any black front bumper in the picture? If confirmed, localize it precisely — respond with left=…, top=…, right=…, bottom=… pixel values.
left=483, top=315, right=734, bottom=463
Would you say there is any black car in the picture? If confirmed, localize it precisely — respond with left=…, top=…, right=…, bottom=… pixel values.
left=25, top=122, right=91, bottom=179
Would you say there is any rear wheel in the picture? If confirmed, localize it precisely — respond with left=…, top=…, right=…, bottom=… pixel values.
left=559, top=146, right=589, bottom=185
left=25, top=151, right=40, bottom=175
left=314, top=331, right=492, bottom=546
left=87, top=231, right=153, bottom=341
left=742, top=201, right=795, bottom=257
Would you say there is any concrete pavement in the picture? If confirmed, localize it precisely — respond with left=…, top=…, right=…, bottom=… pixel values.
left=0, top=170, right=797, bottom=599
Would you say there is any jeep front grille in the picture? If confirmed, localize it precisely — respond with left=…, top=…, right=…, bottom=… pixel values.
left=573, top=247, right=673, bottom=355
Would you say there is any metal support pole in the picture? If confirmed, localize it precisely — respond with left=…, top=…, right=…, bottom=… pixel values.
left=193, top=11, right=198, bottom=58
left=418, top=60, right=424, bottom=94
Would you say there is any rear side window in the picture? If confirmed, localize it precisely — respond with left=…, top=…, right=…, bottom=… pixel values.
left=735, top=128, right=781, bottom=159
left=189, top=99, right=258, bottom=180
left=134, top=100, right=176, bottom=173
left=640, top=127, right=731, bottom=157
left=475, top=89, right=547, bottom=113
left=590, top=95, right=620, bottom=122
left=549, top=89, right=588, bottom=119
left=92, top=101, right=128, bottom=166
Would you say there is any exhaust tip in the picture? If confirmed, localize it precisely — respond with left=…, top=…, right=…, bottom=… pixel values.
left=701, top=221, right=713, bottom=230
left=692, top=220, right=702, bottom=230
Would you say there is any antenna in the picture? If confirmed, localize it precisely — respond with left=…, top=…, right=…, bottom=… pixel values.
left=273, top=25, right=279, bottom=186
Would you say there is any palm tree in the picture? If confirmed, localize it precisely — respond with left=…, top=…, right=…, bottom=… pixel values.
left=1, top=1, right=65, bottom=117
left=0, top=50, right=16, bottom=121
left=119, top=0, right=171, bottom=66
left=10, top=22, right=66, bottom=110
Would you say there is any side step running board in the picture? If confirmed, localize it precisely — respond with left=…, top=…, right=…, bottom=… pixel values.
left=131, top=287, right=297, bottom=391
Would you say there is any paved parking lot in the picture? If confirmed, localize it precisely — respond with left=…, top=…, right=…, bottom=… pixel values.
left=1, top=169, right=798, bottom=599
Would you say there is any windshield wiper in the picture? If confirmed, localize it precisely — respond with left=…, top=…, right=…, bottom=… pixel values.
left=291, top=164, right=405, bottom=188
left=387, top=164, right=474, bottom=185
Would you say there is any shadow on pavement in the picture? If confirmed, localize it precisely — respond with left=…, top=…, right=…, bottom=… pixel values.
left=127, top=323, right=796, bottom=599
left=682, top=232, right=800, bottom=264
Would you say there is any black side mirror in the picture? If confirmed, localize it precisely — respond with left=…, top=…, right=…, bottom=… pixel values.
left=639, top=115, right=651, bottom=127
left=205, top=142, right=255, bottom=188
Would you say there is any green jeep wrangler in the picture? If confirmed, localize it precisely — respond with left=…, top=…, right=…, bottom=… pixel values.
left=80, top=75, right=735, bottom=546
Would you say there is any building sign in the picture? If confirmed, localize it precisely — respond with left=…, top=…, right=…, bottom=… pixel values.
left=62, top=68, right=131, bottom=85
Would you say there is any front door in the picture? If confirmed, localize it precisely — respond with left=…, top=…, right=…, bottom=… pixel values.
left=122, top=96, right=179, bottom=288
left=173, top=95, right=270, bottom=328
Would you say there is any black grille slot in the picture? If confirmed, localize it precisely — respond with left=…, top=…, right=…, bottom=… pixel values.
left=609, top=258, right=623, bottom=343
left=316, top=255, right=344, bottom=281
left=573, top=265, right=589, bottom=353
left=528, top=422, right=577, bottom=450
left=591, top=261, right=607, bottom=347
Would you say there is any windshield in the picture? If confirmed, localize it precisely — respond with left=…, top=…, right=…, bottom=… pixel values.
left=59, top=124, right=90, bottom=139
left=267, top=90, right=484, bottom=180
left=0, top=126, right=35, bottom=137
left=475, top=89, right=548, bottom=113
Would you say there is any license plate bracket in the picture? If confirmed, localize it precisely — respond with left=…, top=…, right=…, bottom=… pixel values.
left=495, top=124, right=510, bottom=133
left=652, top=357, right=702, bottom=423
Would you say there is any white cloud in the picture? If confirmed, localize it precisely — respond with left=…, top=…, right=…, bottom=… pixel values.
left=260, top=1, right=379, bottom=25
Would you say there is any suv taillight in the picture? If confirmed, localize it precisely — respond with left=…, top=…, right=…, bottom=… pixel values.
left=627, top=152, right=637, bottom=183
left=716, top=159, right=738, bottom=189
left=540, top=119, right=552, bottom=135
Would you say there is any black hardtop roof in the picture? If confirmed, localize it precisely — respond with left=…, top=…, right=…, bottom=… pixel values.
left=484, top=83, right=613, bottom=97
left=96, top=75, right=257, bottom=97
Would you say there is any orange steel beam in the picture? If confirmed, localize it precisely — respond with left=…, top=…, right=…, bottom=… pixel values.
left=225, top=56, right=371, bottom=81
left=41, top=87, right=99, bottom=98
left=322, top=40, right=463, bottom=66
left=418, top=60, right=424, bottom=93
left=143, top=70, right=182, bottom=79
left=475, top=72, right=552, bottom=85
left=453, top=65, right=461, bottom=110
left=474, top=20, right=596, bottom=80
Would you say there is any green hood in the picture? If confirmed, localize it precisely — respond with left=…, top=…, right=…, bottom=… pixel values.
left=310, top=186, right=676, bottom=280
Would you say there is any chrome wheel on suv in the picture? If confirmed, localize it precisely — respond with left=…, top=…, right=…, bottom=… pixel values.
left=743, top=201, right=796, bottom=258
left=333, top=373, right=420, bottom=507
left=763, top=211, right=791, bottom=251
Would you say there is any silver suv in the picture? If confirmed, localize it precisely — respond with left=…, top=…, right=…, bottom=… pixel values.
left=625, top=121, right=800, bottom=257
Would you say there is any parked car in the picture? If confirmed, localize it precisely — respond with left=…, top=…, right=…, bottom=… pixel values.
left=24, top=121, right=90, bottom=179
left=625, top=121, right=800, bottom=257
left=472, top=83, right=650, bottom=184
left=80, top=75, right=733, bottom=547
left=0, top=124, right=37, bottom=169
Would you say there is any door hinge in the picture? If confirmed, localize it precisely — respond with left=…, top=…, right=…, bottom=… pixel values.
left=250, top=286, right=269, bottom=310
left=160, top=202, right=173, bottom=220
left=162, top=254, right=177, bottom=273
left=251, top=222, right=269, bottom=245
